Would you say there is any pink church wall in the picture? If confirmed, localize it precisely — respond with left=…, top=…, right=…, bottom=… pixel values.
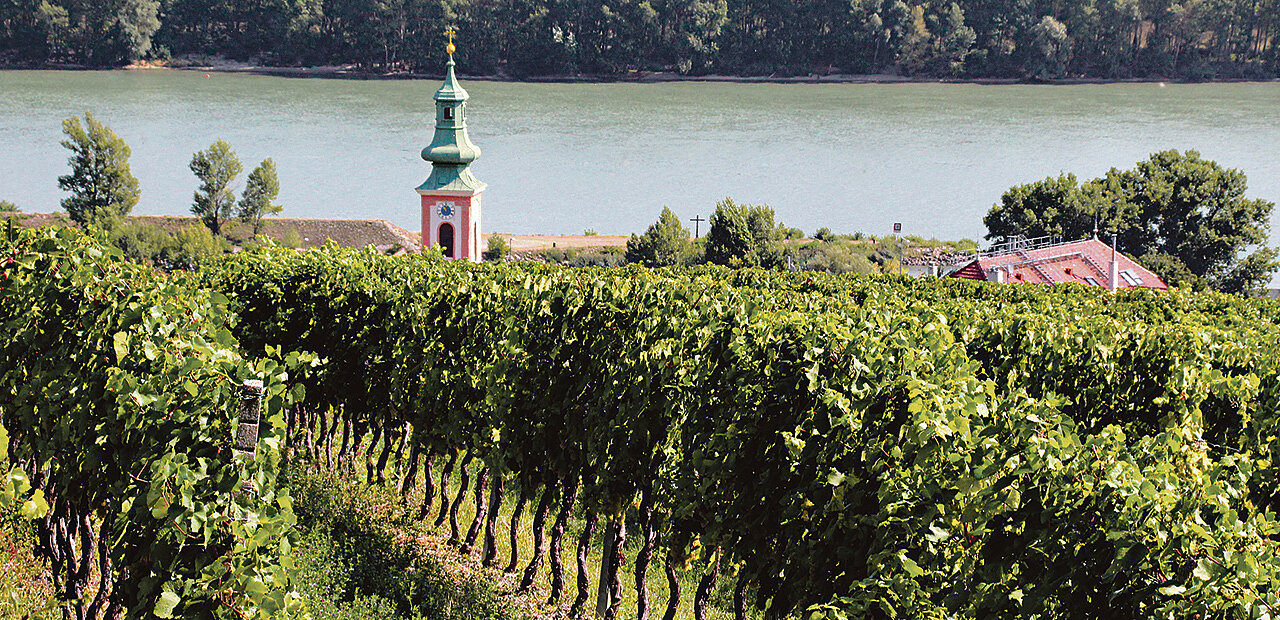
left=420, top=191, right=483, bottom=261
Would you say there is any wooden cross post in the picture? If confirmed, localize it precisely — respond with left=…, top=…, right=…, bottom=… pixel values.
left=689, top=215, right=705, bottom=238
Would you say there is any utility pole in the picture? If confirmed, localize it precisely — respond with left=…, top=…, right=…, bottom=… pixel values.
left=689, top=215, right=705, bottom=238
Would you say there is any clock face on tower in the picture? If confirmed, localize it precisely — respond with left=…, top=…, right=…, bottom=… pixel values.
left=436, top=202, right=456, bottom=220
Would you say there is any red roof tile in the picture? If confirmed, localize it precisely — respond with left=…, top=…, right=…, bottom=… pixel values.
left=949, top=238, right=1167, bottom=290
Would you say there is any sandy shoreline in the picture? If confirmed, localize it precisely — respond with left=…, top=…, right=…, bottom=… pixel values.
left=6, top=59, right=1279, bottom=86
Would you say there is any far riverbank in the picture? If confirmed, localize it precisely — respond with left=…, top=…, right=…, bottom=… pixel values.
left=7, top=59, right=1280, bottom=86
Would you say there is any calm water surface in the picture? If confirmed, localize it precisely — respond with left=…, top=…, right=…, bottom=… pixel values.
left=2, top=70, right=1278, bottom=250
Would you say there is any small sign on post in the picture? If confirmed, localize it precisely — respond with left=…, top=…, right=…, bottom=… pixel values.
left=893, top=222, right=902, bottom=233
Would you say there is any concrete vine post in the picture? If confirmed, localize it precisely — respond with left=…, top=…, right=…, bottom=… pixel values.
left=596, top=521, right=619, bottom=617
left=236, top=379, right=264, bottom=492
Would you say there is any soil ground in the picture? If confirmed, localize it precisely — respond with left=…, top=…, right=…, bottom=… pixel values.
left=493, top=234, right=629, bottom=252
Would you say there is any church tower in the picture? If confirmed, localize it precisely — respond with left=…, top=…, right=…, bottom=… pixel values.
left=418, top=27, right=486, bottom=261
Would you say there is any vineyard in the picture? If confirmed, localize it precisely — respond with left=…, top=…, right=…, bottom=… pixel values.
left=6, top=222, right=1280, bottom=618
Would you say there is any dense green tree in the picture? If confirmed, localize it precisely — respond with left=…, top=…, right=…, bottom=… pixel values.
left=8, top=0, right=1280, bottom=75
left=189, top=138, right=242, bottom=236
left=704, top=197, right=783, bottom=267
left=984, top=173, right=1098, bottom=242
left=57, top=112, right=140, bottom=229
left=1030, top=15, right=1071, bottom=77
left=625, top=206, right=693, bottom=267
left=0, top=201, right=19, bottom=212
left=116, top=0, right=161, bottom=62
left=985, top=150, right=1278, bottom=293
left=656, top=0, right=727, bottom=73
left=704, top=197, right=751, bottom=265
left=237, top=157, right=281, bottom=234
left=936, top=2, right=977, bottom=74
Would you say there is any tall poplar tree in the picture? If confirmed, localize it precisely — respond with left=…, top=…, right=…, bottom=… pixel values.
left=238, top=158, right=282, bottom=235
left=57, top=112, right=140, bottom=229
left=189, top=139, right=242, bottom=236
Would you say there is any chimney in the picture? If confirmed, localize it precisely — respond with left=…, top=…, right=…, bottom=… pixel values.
left=1109, top=234, right=1118, bottom=292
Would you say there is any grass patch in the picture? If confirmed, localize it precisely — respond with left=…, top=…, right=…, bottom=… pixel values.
left=288, top=466, right=513, bottom=620
left=290, top=443, right=765, bottom=620
left=0, top=506, right=56, bottom=619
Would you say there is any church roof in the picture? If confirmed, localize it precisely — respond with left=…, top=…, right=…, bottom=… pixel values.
left=434, top=59, right=469, bottom=102
left=2, top=213, right=421, bottom=253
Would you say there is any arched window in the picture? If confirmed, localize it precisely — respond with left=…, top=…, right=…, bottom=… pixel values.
left=439, top=223, right=455, bottom=258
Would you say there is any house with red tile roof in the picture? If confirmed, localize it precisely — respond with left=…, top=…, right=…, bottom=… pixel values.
left=949, top=236, right=1167, bottom=291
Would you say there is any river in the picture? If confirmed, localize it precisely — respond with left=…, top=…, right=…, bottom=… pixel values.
left=2, top=69, right=1279, bottom=253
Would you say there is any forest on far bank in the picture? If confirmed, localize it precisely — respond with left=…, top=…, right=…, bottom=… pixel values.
left=0, top=0, right=1277, bottom=80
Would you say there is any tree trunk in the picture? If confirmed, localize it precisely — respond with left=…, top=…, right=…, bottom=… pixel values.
left=336, top=414, right=352, bottom=467
left=636, top=488, right=657, bottom=620
left=74, top=512, right=93, bottom=609
left=504, top=485, right=529, bottom=572
left=391, top=422, right=409, bottom=481
left=482, top=470, right=504, bottom=566
left=365, top=423, right=384, bottom=483
left=374, top=425, right=395, bottom=485
left=104, top=563, right=129, bottom=620
left=760, top=567, right=790, bottom=620
left=519, top=484, right=555, bottom=591
left=415, top=453, right=435, bottom=520
left=350, top=420, right=369, bottom=474
left=400, top=438, right=423, bottom=500
left=569, top=510, right=598, bottom=617
left=693, top=548, right=722, bottom=620
left=547, top=476, right=579, bottom=604
left=316, top=409, right=329, bottom=465
left=84, top=519, right=112, bottom=619
left=734, top=570, right=750, bottom=620
left=304, top=409, right=317, bottom=462
left=603, top=517, right=626, bottom=620
left=661, top=553, right=680, bottom=620
left=461, top=466, right=490, bottom=554
left=323, top=412, right=335, bottom=470
left=596, top=520, right=619, bottom=619
left=449, top=452, right=473, bottom=544
left=433, top=450, right=457, bottom=527
left=286, top=405, right=297, bottom=456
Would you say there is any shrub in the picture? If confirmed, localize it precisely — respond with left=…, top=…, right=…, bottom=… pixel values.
left=282, top=228, right=304, bottom=248
left=483, top=234, right=509, bottom=262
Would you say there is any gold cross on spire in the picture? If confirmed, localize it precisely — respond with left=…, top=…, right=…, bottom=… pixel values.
left=445, top=26, right=457, bottom=56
